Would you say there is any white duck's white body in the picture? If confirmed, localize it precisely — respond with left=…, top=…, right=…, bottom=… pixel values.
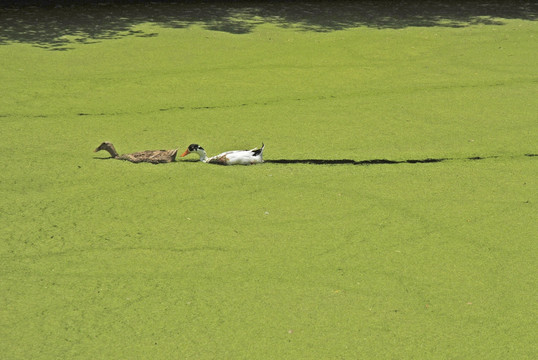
left=181, top=143, right=264, bottom=165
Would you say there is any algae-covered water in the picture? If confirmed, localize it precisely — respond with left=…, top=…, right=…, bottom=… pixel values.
left=1, top=1, right=537, bottom=358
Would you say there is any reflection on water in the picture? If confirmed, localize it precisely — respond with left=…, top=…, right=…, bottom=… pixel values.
left=0, top=1, right=536, bottom=50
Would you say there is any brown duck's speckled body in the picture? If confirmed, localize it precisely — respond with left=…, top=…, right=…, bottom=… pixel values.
left=94, top=142, right=178, bottom=164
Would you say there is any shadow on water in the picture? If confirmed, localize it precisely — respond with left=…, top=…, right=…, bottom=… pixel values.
left=0, top=0, right=536, bottom=50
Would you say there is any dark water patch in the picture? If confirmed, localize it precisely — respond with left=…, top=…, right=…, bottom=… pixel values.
left=267, top=159, right=357, bottom=165
left=265, top=158, right=447, bottom=166
left=404, top=158, right=446, bottom=164
left=1, top=1, right=536, bottom=50
left=265, top=154, right=535, bottom=166
left=355, top=159, right=401, bottom=165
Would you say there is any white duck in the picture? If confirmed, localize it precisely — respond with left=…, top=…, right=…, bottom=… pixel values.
left=181, top=143, right=265, bottom=165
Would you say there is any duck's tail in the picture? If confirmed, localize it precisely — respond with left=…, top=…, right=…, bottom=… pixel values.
left=252, top=143, right=265, bottom=157
left=169, top=149, right=179, bottom=161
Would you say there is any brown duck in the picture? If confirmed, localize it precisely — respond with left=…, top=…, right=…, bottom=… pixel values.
left=94, top=141, right=178, bottom=164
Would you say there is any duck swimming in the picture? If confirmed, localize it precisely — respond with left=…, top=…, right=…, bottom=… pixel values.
left=94, top=141, right=178, bottom=164
left=181, top=143, right=264, bottom=165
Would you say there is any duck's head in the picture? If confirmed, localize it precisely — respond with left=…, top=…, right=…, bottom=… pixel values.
left=94, top=141, right=113, bottom=152
left=181, top=144, right=207, bottom=161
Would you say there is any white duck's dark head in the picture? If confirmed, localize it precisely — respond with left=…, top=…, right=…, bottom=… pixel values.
left=181, top=144, right=207, bottom=161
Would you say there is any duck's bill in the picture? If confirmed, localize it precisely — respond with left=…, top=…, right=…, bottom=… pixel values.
left=180, top=150, right=190, bottom=157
